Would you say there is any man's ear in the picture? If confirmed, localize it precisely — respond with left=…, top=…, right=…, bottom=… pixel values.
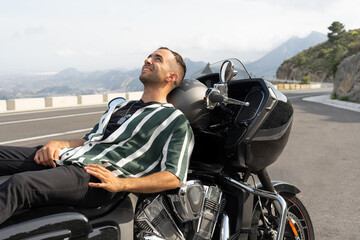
left=166, top=72, right=179, bottom=84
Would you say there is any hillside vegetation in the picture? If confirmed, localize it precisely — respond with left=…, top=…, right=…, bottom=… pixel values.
left=277, top=23, right=360, bottom=82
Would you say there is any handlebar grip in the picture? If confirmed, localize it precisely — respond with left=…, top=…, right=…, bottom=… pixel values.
left=209, top=93, right=224, bottom=103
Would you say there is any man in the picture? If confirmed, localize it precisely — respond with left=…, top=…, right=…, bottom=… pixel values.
left=0, top=47, right=194, bottom=225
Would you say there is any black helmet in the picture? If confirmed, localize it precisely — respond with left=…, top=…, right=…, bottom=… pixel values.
left=167, top=79, right=210, bottom=130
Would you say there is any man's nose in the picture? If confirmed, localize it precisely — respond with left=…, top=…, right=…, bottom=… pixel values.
left=144, top=57, right=152, bottom=65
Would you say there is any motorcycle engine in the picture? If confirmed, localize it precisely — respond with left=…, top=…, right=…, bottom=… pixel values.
left=135, top=181, right=224, bottom=240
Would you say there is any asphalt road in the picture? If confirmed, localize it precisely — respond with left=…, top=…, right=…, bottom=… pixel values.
left=0, top=89, right=359, bottom=239
left=0, top=105, right=107, bottom=146
left=270, top=89, right=360, bottom=240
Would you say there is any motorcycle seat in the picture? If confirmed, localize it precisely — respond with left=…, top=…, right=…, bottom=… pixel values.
left=2, top=191, right=127, bottom=227
left=78, top=192, right=127, bottom=219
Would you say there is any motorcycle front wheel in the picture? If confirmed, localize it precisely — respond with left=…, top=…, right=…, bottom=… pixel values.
left=281, top=193, right=315, bottom=240
left=253, top=193, right=315, bottom=240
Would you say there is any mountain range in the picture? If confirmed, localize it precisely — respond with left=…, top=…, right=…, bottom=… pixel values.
left=245, top=31, right=327, bottom=79
left=0, top=31, right=327, bottom=99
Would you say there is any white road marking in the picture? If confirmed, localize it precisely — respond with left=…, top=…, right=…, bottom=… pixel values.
left=0, top=105, right=106, bottom=117
left=0, top=111, right=104, bottom=125
left=0, top=128, right=92, bottom=145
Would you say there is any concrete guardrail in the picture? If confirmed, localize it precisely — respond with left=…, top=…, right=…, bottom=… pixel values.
left=0, top=100, right=6, bottom=112
left=7, top=98, right=46, bottom=111
left=126, top=91, right=143, bottom=100
left=1, top=91, right=143, bottom=113
left=77, top=94, right=104, bottom=106
left=103, top=93, right=127, bottom=102
left=45, top=96, right=78, bottom=108
left=276, top=83, right=321, bottom=90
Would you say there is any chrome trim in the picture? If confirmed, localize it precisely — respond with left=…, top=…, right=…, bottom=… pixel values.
left=220, top=213, right=230, bottom=240
left=135, top=195, right=185, bottom=240
left=168, top=180, right=204, bottom=222
left=223, top=177, right=288, bottom=240
left=195, top=185, right=223, bottom=239
left=220, top=60, right=237, bottom=83
left=206, top=88, right=221, bottom=109
left=143, top=234, right=166, bottom=240
left=214, top=83, right=228, bottom=98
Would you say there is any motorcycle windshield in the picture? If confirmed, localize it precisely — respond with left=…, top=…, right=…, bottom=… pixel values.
left=190, top=58, right=251, bottom=81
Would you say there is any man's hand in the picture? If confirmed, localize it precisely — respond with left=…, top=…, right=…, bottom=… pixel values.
left=34, top=141, right=62, bottom=167
left=34, top=139, right=86, bottom=167
left=85, top=164, right=180, bottom=193
left=85, top=164, right=122, bottom=192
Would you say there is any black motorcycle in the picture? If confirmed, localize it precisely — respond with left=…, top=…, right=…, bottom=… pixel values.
left=0, top=59, right=314, bottom=240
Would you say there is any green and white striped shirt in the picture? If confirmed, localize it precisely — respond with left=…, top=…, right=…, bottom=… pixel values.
left=59, top=100, right=194, bottom=182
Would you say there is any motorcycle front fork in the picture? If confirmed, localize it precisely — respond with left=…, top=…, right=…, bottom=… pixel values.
left=223, top=169, right=288, bottom=240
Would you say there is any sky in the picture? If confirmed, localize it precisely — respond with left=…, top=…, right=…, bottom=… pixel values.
left=0, top=0, right=359, bottom=75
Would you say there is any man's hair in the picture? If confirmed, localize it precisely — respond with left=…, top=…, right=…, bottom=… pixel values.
left=158, top=47, right=186, bottom=86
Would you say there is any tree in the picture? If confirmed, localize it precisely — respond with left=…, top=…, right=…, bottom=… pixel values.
left=327, top=21, right=345, bottom=43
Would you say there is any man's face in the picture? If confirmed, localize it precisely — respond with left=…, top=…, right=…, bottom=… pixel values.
left=139, top=49, right=175, bottom=85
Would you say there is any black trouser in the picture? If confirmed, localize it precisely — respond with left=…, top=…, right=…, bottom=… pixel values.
left=0, top=146, right=116, bottom=225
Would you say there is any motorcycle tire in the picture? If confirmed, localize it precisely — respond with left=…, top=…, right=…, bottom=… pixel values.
left=281, top=193, right=315, bottom=240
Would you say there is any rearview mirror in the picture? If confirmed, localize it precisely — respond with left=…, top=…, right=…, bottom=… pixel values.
left=219, top=60, right=237, bottom=83
left=108, top=97, right=126, bottom=108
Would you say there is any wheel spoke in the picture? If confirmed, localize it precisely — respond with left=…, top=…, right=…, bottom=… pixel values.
left=253, top=194, right=314, bottom=239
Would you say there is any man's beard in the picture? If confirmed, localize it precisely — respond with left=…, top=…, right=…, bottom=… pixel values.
left=139, top=73, right=159, bottom=86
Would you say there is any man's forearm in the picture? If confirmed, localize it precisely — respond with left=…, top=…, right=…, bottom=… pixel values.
left=66, top=139, right=87, bottom=148
left=120, top=171, right=180, bottom=193
left=85, top=164, right=180, bottom=193
left=42, top=139, right=86, bottom=150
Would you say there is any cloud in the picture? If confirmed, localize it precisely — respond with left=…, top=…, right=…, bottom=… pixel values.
left=84, top=51, right=102, bottom=57
left=101, top=6, right=117, bottom=15
left=1, top=0, right=358, bottom=74
left=8, top=26, right=46, bottom=40
left=10, top=32, right=21, bottom=40
left=55, top=49, right=77, bottom=57
left=25, top=26, right=46, bottom=36
left=55, top=49, right=103, bottom=58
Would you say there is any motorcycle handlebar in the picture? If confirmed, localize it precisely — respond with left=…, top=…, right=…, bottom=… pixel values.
left=209, top=93, right=225, bottom=104
left=206, top=89, right=249, bottom=108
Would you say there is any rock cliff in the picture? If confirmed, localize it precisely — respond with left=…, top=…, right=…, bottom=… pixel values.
left=333, top=52, right=360, bottom=103
left=276, top=61, right=331, bottom=82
